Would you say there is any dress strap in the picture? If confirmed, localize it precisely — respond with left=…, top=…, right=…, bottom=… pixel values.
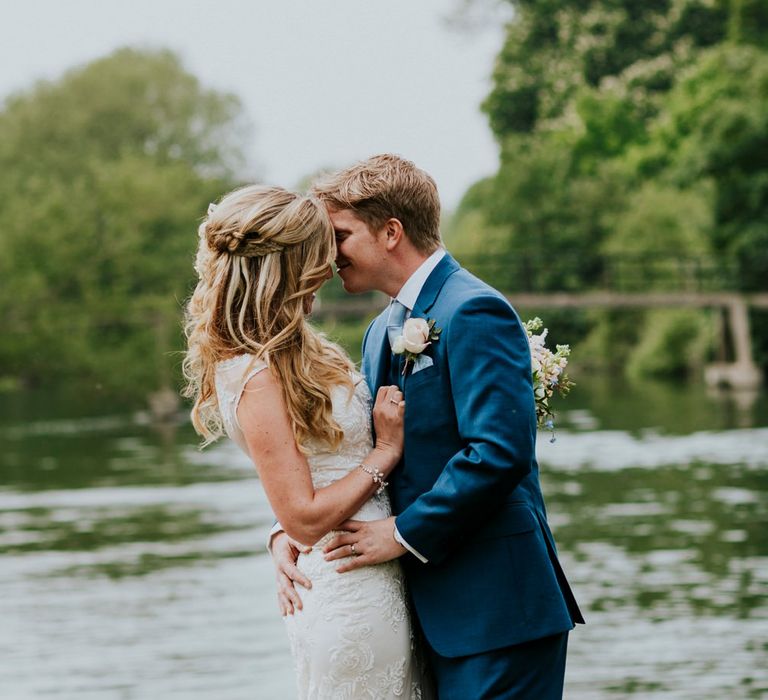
left=233, top=357, right=269, bottom=431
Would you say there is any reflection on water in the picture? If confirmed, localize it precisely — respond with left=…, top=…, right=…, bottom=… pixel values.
left=0, top=378, right=766, bottom=699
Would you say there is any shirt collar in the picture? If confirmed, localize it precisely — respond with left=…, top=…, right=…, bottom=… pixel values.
left=394, top=248, right=446, bottom=311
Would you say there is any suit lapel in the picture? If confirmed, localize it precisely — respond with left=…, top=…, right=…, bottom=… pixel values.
left=402, top=254, right=460, bottom=389
left=366, top=254, right=460, bottom=392
left=411, top=252, right=460, bottom=321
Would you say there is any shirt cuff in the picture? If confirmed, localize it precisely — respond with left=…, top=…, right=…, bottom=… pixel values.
left=393, top=524, right=428, bottom=563
left=267, top=522, right=284, bottom=552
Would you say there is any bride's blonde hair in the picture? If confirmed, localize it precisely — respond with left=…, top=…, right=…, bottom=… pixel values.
left=183, top=184, right=353, bottom=450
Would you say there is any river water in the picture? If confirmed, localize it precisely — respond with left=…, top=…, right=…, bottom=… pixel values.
left=1, top=378, right=766, bottom=699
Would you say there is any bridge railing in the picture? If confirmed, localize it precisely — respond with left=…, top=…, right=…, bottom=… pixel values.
left=312, top=250, right=768, bottom=328
left=455, top=251, right=753, bottom=294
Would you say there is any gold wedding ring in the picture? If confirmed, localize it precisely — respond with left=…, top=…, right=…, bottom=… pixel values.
left=389, top=398, right=399, bottom=404
left=350, top=543, right=357, bottom=555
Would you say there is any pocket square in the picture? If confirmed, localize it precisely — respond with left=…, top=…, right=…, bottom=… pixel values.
left=412, top=354, right=434, bottom=373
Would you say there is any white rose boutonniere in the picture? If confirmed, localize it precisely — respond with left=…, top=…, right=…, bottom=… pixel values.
left=392, top=317, right=441, bottom=375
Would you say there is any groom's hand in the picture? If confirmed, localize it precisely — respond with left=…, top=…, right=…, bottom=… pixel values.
left=323, top=516, right=406, bottom=573
left=271, top=531, right=312, bottom=616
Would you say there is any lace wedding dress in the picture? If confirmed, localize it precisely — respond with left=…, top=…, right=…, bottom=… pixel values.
left=215, top=354, right=431, bottom=699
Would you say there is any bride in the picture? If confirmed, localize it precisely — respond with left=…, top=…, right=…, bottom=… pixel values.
left=183, top=185, right=430, bottom=698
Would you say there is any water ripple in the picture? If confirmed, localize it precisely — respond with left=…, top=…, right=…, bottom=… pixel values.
left=537, top=428, right=768, bottom=471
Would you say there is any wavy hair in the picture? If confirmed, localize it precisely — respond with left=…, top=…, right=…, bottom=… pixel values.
left=183, top=185, right=354, bottom=450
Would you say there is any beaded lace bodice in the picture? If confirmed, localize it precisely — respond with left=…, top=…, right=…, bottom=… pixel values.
left=214, top=353, right=392, bottom=531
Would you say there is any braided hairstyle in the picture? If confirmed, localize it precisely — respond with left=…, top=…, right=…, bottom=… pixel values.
left=183, top=185, right=354, bottom=450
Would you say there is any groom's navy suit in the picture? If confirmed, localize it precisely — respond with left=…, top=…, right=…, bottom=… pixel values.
left=362, top=253, right=583, bottom=698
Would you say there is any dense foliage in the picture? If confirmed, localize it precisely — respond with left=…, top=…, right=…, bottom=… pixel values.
left=3, top=6, right=767, bottom=399
left=447, top=0, right=768, bottom=378
left=0, top=48, right=245, bottom=397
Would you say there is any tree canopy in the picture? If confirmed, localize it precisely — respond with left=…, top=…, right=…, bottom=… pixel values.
left=448, top=0, right=768, bottom=378
left=0, top=48, right=247, bottom=397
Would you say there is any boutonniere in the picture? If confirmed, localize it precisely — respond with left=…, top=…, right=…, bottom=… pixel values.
left=392, top=317, right=442, bottom=375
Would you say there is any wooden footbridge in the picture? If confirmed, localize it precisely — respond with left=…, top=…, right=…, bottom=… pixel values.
left=313, top=252, right=768, bottom=389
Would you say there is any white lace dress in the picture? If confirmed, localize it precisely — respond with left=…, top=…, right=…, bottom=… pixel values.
left=215, top=354, right=431, bottom=700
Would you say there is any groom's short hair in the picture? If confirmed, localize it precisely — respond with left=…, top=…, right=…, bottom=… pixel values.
left=312, top=154, right=442, bottom=253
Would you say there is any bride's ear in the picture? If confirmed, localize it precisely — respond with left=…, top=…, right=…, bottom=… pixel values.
left=383, top=218, right=405, bottom=252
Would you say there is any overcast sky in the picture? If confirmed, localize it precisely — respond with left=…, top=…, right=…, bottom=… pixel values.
left=0, top=0, right=508, bottom=209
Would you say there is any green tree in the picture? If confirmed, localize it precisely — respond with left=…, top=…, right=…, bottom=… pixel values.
left=450, top=0, right=768, bottom=378
left=468, top=0, right=731, bottom=300
left=597, top=183, right=717, bottom=378
left=0, top=48, right=247, bottom=398
left=632, top=44, right=768, bottom=291
left=483, top=0, right=729, bottom=138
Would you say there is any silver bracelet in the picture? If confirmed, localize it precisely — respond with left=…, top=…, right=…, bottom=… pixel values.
left=359, top=462, right=389, bottom=495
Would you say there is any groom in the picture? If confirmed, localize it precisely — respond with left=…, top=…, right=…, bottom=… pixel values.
left=272, top=154, right=584, bottom=698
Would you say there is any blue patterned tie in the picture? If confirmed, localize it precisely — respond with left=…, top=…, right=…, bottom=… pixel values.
left=387, top=300, right=408, bottom=387
left=387, top=300, right=408, bottom=348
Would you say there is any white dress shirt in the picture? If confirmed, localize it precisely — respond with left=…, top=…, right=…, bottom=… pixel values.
left=390, top=247, right=446, bottom=318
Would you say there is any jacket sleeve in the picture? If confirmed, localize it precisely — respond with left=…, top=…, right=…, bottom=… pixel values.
left=394, top=293, right=537, bottom=565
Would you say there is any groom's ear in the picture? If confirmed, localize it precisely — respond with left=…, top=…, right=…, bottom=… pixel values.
left=383, top=218, right=405, bottom=252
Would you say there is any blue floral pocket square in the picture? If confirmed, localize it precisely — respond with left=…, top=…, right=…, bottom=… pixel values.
left=412, top=355, right=434, bottom=374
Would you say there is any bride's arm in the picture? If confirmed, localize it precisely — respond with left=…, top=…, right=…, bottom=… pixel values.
left=237, top=369, right=404, bottom=546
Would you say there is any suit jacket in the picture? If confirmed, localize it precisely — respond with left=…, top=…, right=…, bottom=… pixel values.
left=361, top=253, right=584, bottom=658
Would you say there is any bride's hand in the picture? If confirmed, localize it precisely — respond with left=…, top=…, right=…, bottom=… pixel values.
left=271, top=531, right=312, bottom=616
left=371, top=385, right=405, bottom=469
